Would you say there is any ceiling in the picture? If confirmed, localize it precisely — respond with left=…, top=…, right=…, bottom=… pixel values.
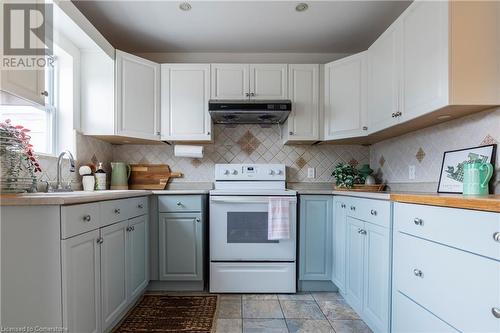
left=72, top=1, right=412, bottom=53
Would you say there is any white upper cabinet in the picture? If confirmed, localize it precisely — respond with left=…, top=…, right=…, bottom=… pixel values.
left=282, top=64, right=319, bottom=143
left=211, top=63, right=288, bottom=100
left=115, top=50, right=161, bottom=141
left=400, top=1, right=449, bottom=122
left=1, top=69, right=46, bottom=106
left=249, top=64, right=288, bottom=100
left=324, top=52, right=368, bottom=140
left=211, top=64, right=249, bottom=99
left=367, top=23, right=401, bottom=134
left=161, top=64, right=211, bottom=142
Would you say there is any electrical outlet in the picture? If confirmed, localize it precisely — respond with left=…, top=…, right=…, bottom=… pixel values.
left=409, top=165, right=416, bottom=180
left=307, top=168, right=316, bottom=179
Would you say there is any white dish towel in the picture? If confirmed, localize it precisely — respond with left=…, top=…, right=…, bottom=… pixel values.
left=268, top=197, right=290, bottom=240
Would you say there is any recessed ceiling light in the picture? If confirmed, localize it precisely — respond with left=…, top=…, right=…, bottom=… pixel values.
left=437, top=115, right=451, bottom=120
left=295, top=3, right=309, bottom=12
left=179, top=2, right=192, bottom=11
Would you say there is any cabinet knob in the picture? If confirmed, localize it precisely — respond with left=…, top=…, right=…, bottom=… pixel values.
left=395, top=111, right=402, bottom=117
left=250, top=92, right=255, bottom=97
left=126, top=226, right=131, bottom=232
left=413, top=269, right=423, bottom=278
left=413, top=218, right=423, bottom=226
left=370, top=209, right=377, bottom=216
left=391, top=113, right=396, bottom=118
left=131, top=225, right=135, bottom=231
left=40, top=90, right=49, bottom=97
left=176, top=202, right=182, bottom=206
left=358, top=229, right=367, bottom=235
left=138, top=204, right=144, bottom=209
left=493, top=232, right=500, bottom=242
left=96, top=237, right=104, bottom=244
left=362, top=126, right=368, bottom=131
left=350, top=206, right=356, bottom=211
left=82, top=215, right=91, bottom=222
left=289, top=131, right=294, bottom=135
left=492, top=307, right=500, bottom=319
left=207, top=131, right=211, bottom=135
left=156, top=131, right=160, bottom=136
left=245, top=92, right=250, bottom=97
left=196, top=217, right=201, bottom=223
left=114, top=208, right=121, bottom=214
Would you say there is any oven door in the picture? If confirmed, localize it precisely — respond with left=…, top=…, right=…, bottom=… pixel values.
left=210, top=195, right=297, bottom=261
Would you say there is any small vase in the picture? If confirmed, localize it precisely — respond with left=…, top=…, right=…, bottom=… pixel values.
left=82, top=175, right=95, bottom=192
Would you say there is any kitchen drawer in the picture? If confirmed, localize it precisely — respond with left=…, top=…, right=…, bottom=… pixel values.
left=394, top=203, right=500, bottom=260
left=394, top=232, right=500, bottom=333
left=126, top=196, right=148, bottom=218
left=344, top=197, right=391, bottom=228
left=158, top=195, right=202, bottom=212
left=392, top=291, right=457, bottom=333
left=61, top=203, right=101, bottom=239
left=100, top=199, right=130, bottom=226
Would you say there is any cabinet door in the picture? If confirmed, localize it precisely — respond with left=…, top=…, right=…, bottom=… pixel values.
left=1, top=69, right=46, bottom=106
left=367, top=24, right=400, bottom=133
left=159, top=212, right=203, bottom=281
left=115, top=50, right=160, bottom=141
left=324, top=52, right=368, bottom=140
left=400, top=1, right=449, bottom=122
left=127, top=215, right=149, bottom=301
left=299, top=196, right=333, bottom=281
left=100, top=220, right=128, bottom=331
left=62, top=230, right=101, bottom=333
left=211, top=64, right=249, bottom=99
left=249, top=64, right=288, bottom=99
left=284, top=64, right=319, bottom=142
left=161, top=64, right=211, bottom=141
left=363, top=222, right=390, bottom=333
left=331, top=199, right=347, bottom=292
left=345, top=216, right=365, bottom=313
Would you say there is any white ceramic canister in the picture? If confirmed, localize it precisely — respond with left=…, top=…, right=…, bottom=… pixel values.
left=82, top=175, right=96, bottom=191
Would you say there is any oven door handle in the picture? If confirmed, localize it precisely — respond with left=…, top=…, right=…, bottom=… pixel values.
left=210, top=196, right=297, bottom=204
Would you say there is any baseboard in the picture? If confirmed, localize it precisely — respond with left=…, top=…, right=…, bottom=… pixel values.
left=298, top=280, right=338, bottom=292
left=148, top=280, right=205, bottom=291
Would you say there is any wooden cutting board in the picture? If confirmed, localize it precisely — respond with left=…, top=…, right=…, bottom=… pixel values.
left=129, top=164, right=183, bottom=190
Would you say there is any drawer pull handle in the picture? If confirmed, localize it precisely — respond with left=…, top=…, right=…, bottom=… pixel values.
left=413, top=269, right=423, bottom=278
left=138, top=204, right=144, bottom=209
left=413, top=218, right=423, bottom=226
left=96, top=237, right=103, bottom=244
left=370, top=209, right=377, bottom=216
left=350, top=206, right=356, bottom=211
left=492, top=307, right=500, bottom=318
left=493, top=232, right=500, bottom=242
left=83, top=215, right=91, bottom=222
left=196, top=218, right=201, bottom=223
left=114, top=208, right=121, bottom=214
left=177, top=202, right=183, bottom=206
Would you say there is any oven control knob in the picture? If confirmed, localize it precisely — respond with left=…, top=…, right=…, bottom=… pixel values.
left=275, top=169, right=282, bottom=175
left=223, top=169, right=230, bottom=175
left=268, top=170, right=275, bottom=175
left=231, top=169, right=238, bottom=175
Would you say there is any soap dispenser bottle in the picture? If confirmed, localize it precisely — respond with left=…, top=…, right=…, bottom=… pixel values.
left=95, top=162, right=107, bottom=190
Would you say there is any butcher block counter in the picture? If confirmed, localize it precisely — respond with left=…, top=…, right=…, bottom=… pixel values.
left=389, top=193, right=500, bottom=213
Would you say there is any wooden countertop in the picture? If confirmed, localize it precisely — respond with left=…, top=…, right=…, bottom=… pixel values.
left=390, top=193, right=500, bottom=213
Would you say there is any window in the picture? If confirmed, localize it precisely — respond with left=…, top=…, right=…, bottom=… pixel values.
left=0, top=62, right=56, bottom=155
left=0, top=37, right=78, bottom=156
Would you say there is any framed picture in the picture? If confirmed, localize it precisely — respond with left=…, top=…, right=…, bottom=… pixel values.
left=437, top=144, right=496, bottom=193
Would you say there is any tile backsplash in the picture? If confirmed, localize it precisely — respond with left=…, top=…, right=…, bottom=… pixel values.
left=113, top=125, right=369, bottom=183
left=370, top=107, right=500, bottom=193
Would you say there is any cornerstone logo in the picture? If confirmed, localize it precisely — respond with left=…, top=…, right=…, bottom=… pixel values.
left=2, top=2, right=53, bottom=69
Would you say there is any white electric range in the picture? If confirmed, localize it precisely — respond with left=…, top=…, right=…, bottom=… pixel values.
left=209, top=164, right=297, bottom=293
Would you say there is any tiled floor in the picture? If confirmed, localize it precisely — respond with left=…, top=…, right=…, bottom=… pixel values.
left=215, top=292, right=372, bottom=333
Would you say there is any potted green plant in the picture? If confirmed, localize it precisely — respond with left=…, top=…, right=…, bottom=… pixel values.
left=332, top=163, right=365, bottom=189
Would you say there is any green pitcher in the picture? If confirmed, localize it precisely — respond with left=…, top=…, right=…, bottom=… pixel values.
left=110, top=162, right=131, bottom=190
left=462, top=161, right=493, bottom=196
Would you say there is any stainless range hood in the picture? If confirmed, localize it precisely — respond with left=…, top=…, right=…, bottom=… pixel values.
left=208, top=100, right=291, bottom=124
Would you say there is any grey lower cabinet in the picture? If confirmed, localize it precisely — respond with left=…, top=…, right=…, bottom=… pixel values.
left=155, top=195, right=206, bottom=290
left=158, top=212, right=203, bottom=280
left=298, top=195, right=335, bottom=291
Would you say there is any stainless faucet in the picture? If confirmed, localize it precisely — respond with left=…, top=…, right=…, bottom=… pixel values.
left=55, top=150, right=76, bottom=191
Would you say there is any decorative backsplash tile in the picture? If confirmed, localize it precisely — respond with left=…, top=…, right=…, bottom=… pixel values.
left=370, top=107, right=500, bottom=193
left=113, top=124, right=370, bottom=183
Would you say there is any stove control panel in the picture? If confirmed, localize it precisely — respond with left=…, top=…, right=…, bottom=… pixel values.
left=215, top=164, right=286, bottom=181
